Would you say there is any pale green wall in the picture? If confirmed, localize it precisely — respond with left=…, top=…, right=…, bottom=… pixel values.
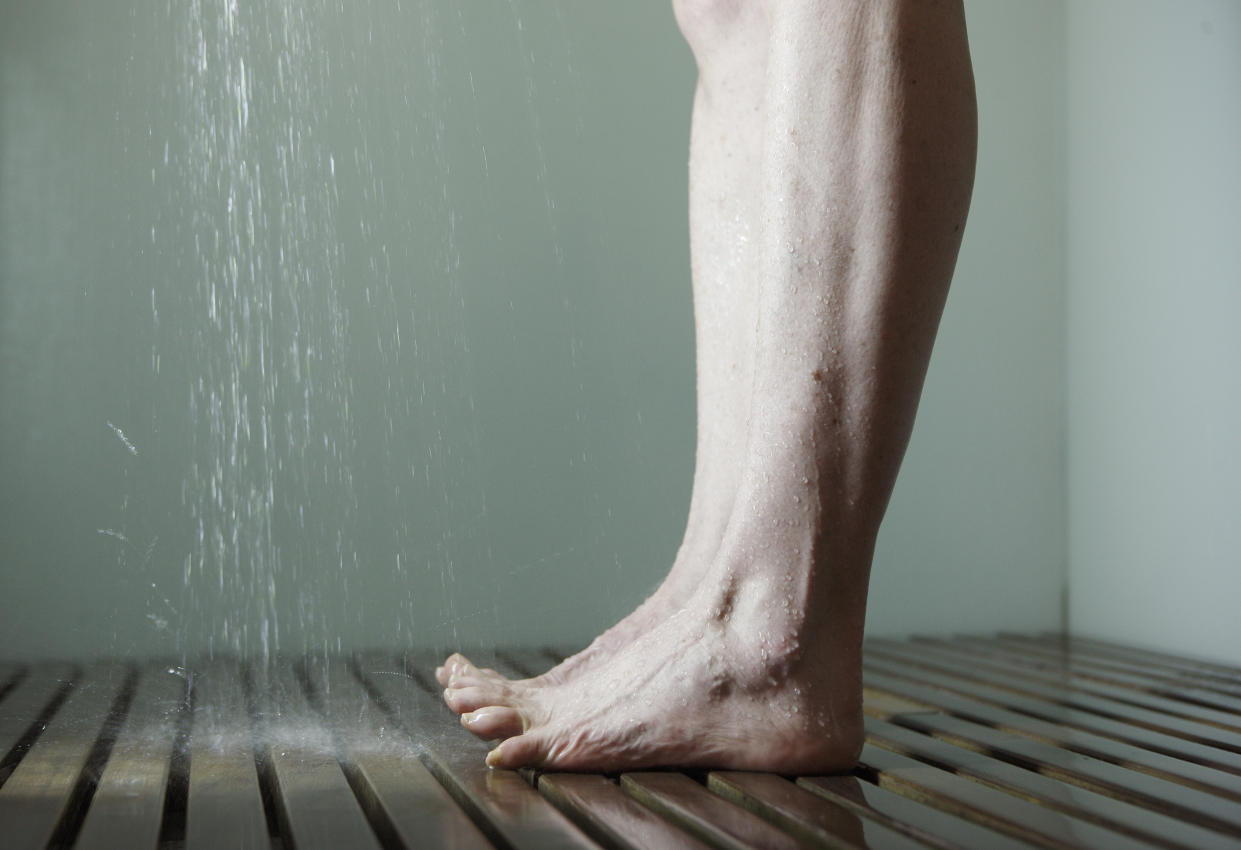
left=1, top=1, right=1068, bottom=660
left=1067, top=1, right=1241, bottom=664
left=869, top=0, right=1068, bottom=636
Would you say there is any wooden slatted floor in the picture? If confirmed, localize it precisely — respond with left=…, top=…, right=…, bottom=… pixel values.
left=0, top=634, right=1238, bottom=848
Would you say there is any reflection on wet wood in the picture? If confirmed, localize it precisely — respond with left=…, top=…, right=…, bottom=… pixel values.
left=711, top=770, right=933, bottom=849
left=862, top=657, right=1241, bottom=797
left=927, top=636, right=1241, bottom=729
left=797, top=770, right=1034, bottom=850
left=74, top=663, right=186, bottom=850
left=252, top=662, right=383, bottom=850
left=305, top=657, right=492, bottom=849
left=855, top=744, right=1158, bottom=849
left=0, top=664, right=129, bottom=850
left=865, top=716, right=1241, bottom=849
left=184, top=658, right=268, bottom=850
left=0, top=635, right=1236, bottom=848
left=896, top=712, right=1241, bottom=835
left=0, top=662, right=77, bottom=766
left=542, top=772, right=711, bottom=850
left=870, top=641, right=1241, bottom=754
left=360, top=651, right=598, bottom=849
left=622, top=771, right=816, bottom=850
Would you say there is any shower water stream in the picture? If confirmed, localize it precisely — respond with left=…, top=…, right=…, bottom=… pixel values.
left=1, top=0, right=690, bottom=677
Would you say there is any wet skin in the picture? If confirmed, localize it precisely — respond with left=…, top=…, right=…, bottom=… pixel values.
left=438, top=0, right=977, bottom=772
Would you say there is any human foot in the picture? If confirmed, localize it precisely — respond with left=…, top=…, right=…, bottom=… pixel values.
left=449, top=569, right=864, bottom=773
left=435, top=559, right=707, bottom=710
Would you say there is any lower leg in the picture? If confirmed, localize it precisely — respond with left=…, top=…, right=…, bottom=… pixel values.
left=452, top=0, right=977, bottom=771
left=436, top=6, right=769, bottom=694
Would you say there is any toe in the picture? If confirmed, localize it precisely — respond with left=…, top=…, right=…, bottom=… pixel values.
left=443, top=653, right=511, bottom=687
left=447, top=670, right=513, bottom=691
left=444, top=684, right=515, bottom=714
left=436, top=653, right=470, bottom=687
left=487, top=732, right=548, bottom=769
left=461, top=706, right=524, bottom=740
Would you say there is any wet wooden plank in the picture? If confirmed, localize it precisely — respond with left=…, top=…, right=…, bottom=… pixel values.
left=995, top=635, right=1241, bottom=704
left=541, top=773, right=710, bottom=850
left=0, top=664, right=130, bottom=850
left=0, top=664, right=24, bottom=698
left=303, top=656, right=492, bottom=850
left=792, top=770, right=1035, bottom=850
left=866, top=716, right=1241, bottom=850
left=251, top=661, right=382, bottom=850
left=862, top=688, right=939, bottom=719
left=621, top=771, right=815, bottom=850
left=870, top=642, right=1241, bottom=756
left=0, top=663, right=76, bottom=763
left=358, top=651, right=600, bottom=849
left=1028, top=635, right=1241, bottom=689
left=864, top=664, right=1241, bottom=804
left=710, top=770, right=940, bottom=849
left=74, top=664, right=188, bottom=850
left=891, top=711, right=1241, bottom=838
left=850, top=743, right=1159, bottom=850
left=912, top=637, right=1241, bottom=732
left=184, top=658, right=269, bottom=850
left=864, top=654, right=1241, bottom=790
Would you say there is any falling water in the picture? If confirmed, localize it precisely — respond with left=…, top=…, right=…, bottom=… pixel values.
left=167, top=0, right=353, bottom=660
left=0, top=0, right=691, bottom=665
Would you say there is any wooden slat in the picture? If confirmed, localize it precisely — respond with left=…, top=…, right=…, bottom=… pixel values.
left=621, top=771, right=815, bottom=850
left=791, top=770, right=1035, bottom=850
left=303, top=656, right=492, bottom=849
left=0, top=664, right=130, bottom=850
left=359, top=651, right=600, bottom=849
left=870, top=642, right=1241, bottom=757
left=992, top=635, right=1241, bottom=704
left=541, top=773, right=711, bottom=850
left=251, top=661, right=383, bottom=850
left=0, top=663, right=76, bottom=764
left=864, top=656, right=1241, bottom=792
left=866, top=716, right=1241, bottom=850
left=939, top=636, right=1241, bottom=727
left=709, top=770, right=939, bottom=850
left=184, top=658, right=269, bottom=850
left=864, top=664, right=1241, bottom=806
left=0, top=664, right=24, bottom=700
left=1029, top=635, right=1241, bottom=688
left=891, top=711, right=1241, bottom=837
left=74, top=664, right=188, bottom=850
left=849, top=743, right=1158, bottom=850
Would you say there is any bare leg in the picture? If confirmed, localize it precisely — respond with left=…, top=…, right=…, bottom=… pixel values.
left=435, top=3, right=770, bottom=693
left=448, top=0, right=976, bottom=771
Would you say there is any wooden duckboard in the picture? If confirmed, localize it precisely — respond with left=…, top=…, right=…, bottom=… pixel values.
left=0, top=634, right=1238, bottom=849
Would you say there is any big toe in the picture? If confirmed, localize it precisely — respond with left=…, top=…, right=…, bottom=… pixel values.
left=462, top=706, right=525, bottom=740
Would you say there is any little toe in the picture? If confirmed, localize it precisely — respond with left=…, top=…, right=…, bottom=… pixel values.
left=486, top=732, right=548, bottom=770
left=461, top=706, right=524, bottom=740
left=444, top=654, right=510, bottom=687
left=436, top=653, right=471, bottom=686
